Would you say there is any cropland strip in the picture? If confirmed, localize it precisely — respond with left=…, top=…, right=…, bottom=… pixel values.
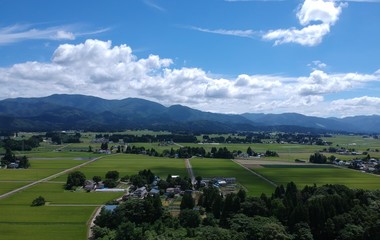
left=232, top=159, right=277, bottom=187
left=0, top=156, right=104, bottom=200
left=235, top=159, right=313, bottom=165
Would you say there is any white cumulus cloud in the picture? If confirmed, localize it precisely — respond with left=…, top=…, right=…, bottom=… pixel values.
left=297, top=0, right=345, bottom=26
left=263, top=0, right=346, bottom=46
left=0, top=39, right=380, bottom=117
left=330, top=96, right=380, bottom=116
left=297, top=70, right=378, bottom=96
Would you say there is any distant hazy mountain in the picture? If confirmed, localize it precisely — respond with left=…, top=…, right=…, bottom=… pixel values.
left=242, top=113, right=357, bottom=132
left=1, top=94, right=380, bottom=133
left=244, top=113, right=380, bottom=133
left=0, top=94, right=255, bottom=132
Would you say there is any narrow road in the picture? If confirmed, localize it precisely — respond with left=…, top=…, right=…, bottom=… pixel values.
left=54, top=143, right=72, bottom=151
left=232, top=159, right=278, bottom=188
left=88, top=205, right=104, bottom=239
left=173, top=142, right=184, bottom=148
left=0, top=156, right=104, bottom=200
left=185, top=158, right=196, bottom=185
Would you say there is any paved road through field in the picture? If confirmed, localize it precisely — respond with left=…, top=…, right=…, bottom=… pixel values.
left=173, top=142, right=184, bottom=148
left=185, top=158, right=196, bottom=185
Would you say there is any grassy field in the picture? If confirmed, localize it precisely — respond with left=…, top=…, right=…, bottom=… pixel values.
left=26, top=151, right=95, bottom=158
left=323, top=135, right=380, bottom=151
left=1, top=133, right=380, bottom=240
left=52, top=154, right=188, bottom=182
left=254, top=165, right=380, bottom=190
left=190, top=158, right=275, bottom=196
left=0, top=182, right=122, bottom=240
left=0, top=223, right=87, bottom=240
left=0, top=182, right=31, bottom=195
left=0, top=153, right=189, bottom=240
left=0, top=159, right=87, bottom=193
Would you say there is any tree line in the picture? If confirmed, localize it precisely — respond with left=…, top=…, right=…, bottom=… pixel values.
left=0, top=135, right=42, bottom=151
left=92, top=181, right=380, bottom=240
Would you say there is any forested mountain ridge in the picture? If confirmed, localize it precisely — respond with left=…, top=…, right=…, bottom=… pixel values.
left=1, top=94, right=380, bottom=133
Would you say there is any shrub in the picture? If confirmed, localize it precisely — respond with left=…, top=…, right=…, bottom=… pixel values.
left=31, top=196, right=45, bottom=206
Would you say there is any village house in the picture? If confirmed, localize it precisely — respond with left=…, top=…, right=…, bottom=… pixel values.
left=131, top=186, right=148, bottom=199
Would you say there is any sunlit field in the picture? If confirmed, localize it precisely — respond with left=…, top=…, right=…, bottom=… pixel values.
left=254, top=165, right=380, bottom=190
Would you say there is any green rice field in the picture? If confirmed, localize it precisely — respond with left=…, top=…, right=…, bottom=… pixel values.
left=190, top=158, right=275, bottom=196
left=1, top=133, right=380, bottom=240
left=254, top=165, right=380, bottom=190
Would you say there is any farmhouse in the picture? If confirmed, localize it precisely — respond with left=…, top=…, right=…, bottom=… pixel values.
left=130, top=186, right=148, bottom=199
left=84, top=180, right=95, bottom=191
left=7, top=162, right=19, bottom=169
left=149, top=188, right=160, bottom=196
left=166, top=187, right=181, bottom=194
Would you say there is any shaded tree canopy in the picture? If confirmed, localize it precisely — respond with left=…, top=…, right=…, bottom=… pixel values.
left=65, top=171, right=86, bottom=190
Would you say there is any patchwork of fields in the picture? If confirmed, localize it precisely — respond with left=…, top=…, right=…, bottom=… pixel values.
left=249, top=163, right=380, bottom=190
left=1, top=134, right=380, bottom=240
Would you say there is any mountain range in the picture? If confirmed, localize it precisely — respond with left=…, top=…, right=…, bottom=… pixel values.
left=0, top=94, right=380, bottom=133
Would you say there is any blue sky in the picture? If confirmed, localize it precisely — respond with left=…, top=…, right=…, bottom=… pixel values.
left=0, top=0, right=380, bottom=117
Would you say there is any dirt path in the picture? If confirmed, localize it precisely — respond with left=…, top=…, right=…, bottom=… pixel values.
left=87, top=205, right=104, bottom=239
left=0, top=156, right=104, bottom=200
left=232, top=159, right=278, bottom=188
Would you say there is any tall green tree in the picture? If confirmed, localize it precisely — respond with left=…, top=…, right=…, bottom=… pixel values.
left=105, top=170, right=119, bottom=181
left=179, top=209, right=201, bottom=228
left=180, top=193, right=195, bottom=210
left=18, top=156, right=30, bottom=168
left=247, top=147, right=253, bottom=156
left=66, top=171, right=86, bottom=190
left=1, top=147, right=15, bottom=165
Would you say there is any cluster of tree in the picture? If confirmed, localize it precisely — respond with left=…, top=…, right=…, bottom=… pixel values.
left=65, top=170, right=121, bottom=190
left=309, top=152, right=328, bottom=164
left=265, top=150, right=279, bottom=157
left=157, top=175, right=192, bottom=192
left=125, top=146, right=158, bottom=156
left=0, top=148, right=30, bottom=168
left=1, top=135, right=42, bottom=151
left=322, top=146, right=358, bottom=154
left=246, top=147, right=256, bottom=156
left=202, top=133, right=265, bottom=144
left=101, top=134, right=198, bottom=144
left=95, top=133, right=110, bottom=139
left=246, top=147, right=279, bottom=157
left=129, top=169, right=155, bottom=188
left=92, top=182, right=380, bottom=240
left=124, top=145, right=234, bottom=159
left=46, top=132, right=81, bottom=144
left=176, top=147, right=206, bottom=158
left=104, top=170, right=120, bottom=188
left=108, top=134, right=158, bottom=143
left=100, top=142, right=109, bottom=150
left=210, top=147, right=234, bottom=159
left=275, top=133, right=330, bottom=145
left=92, top=194, right=164, bottom=240
left=65, top=171, right=86, bottom=190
